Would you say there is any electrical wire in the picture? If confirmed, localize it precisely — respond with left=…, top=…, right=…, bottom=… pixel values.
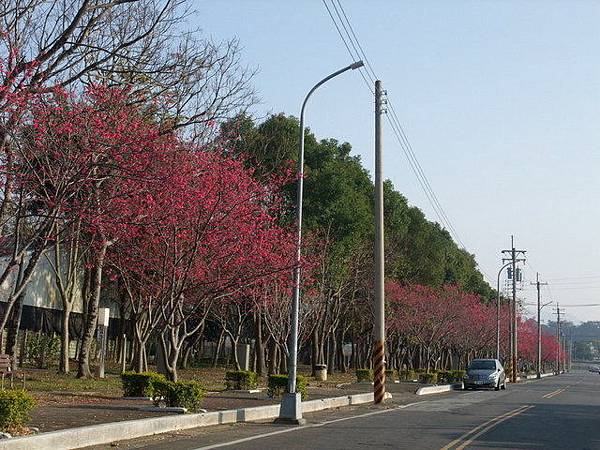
left=321, top=0, right=494, bottom=283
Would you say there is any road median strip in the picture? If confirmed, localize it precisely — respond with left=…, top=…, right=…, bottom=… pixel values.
left=416, top=383, right=463, bottom=396
left=0, top=392, right=392, bottom=450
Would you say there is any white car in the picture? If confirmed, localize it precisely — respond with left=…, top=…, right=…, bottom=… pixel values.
left=588, top=366, right=599, bottom=373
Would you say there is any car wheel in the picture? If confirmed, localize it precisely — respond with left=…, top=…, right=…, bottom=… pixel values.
left=501, top=381, right=506, bottom=390
left=495, top=381, right=500, bottom=391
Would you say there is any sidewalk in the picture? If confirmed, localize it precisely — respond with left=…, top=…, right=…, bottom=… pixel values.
left=2, top=382, right=428, bottom=450
left=28, top=381, right=421, bottom=433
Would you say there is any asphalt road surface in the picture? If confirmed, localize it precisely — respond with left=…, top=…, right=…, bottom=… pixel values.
left=93, top=370, right=600, bottom=450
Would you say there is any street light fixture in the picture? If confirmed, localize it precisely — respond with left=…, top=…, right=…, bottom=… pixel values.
left=537, top=300, right=553, bottom=378
left=278, top=60, right=364, bottom=425
left=496, top=261, right=512, bottom=360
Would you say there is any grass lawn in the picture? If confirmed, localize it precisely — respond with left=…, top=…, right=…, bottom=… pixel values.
left=15, top=359, right=365, bottom=409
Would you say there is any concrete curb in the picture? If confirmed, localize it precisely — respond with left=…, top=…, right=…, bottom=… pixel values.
left=136, top=406, right=192, bottom=414
left=416, top=372, right=558, bottom=396
left=0, top=392, right=391, bottom=450
left=415, top=383, right=462, bottom=396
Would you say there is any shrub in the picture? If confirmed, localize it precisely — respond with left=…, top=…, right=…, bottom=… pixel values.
left=121, top=371, right=167, bottom=397
left=437, top=370, right=451, bottom=383
left=399, top=370, right=417, bottom=381
left=26, top=334, right=60, bottom=369
left=451, top=370, right=466, bottom=382
left=152, top=380, right=204, bottom=412
left=225, top=370, right=258, bottom=390
left=418, top=372, right=438, bottom=384
left=356, top=369, right=373, bottom=382
left=0, top=390, right=36, bottom=432
left=267, top=374, right=307, bottom=400
left=385, top=369, right=396, bottom=381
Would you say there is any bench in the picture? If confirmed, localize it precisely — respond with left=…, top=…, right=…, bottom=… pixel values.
left=0, top=354, right=25, bottom=389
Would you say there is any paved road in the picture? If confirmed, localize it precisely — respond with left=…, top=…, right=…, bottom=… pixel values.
left=93, top=370, right=600, bottom=450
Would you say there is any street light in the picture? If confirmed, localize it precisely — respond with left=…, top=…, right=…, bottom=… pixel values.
left=537, top=300, right=553, bottom=378
left=278, top=60, right=364, bottom=425
left=496, top=261, right=512, bottom=360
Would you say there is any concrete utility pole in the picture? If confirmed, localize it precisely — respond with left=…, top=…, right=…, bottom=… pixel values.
left=373, top=79, right=386, bottom=405
left=554, top=303, right=563, bottom=374
left=530, top=273, right=547, bottom=379
left=278, top=60, right=364, bottom=426
left=568, top=329, right=573, bottom=372
left=502, top=236, right=526, bottom=383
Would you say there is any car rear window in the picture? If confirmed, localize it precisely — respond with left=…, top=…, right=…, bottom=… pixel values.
left=468, top=360, right=496, bottom=370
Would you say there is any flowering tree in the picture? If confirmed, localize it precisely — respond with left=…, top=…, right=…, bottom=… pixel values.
left=106, top=141, right=296, bottom=381
left=387, top=283, right=464, bottom=372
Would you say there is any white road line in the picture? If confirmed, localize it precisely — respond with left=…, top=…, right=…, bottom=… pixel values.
left=191, top=401, right=429, bottom=450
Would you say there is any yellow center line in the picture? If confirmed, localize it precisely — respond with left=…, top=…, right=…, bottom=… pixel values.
left=542, top=389, right=562, bottom=398
left=454, top=406, right=534, bottom=450
left=544, top=387, right=567, bottom=399
left=440, top=405, right=532, bottom=450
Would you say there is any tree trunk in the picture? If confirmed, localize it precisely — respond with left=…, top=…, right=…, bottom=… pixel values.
left=311, top=328, right=319, bottom=374
left=254, top=312, right=266, bottom=376
left=231, top=335, right=241, bottom=371
left=59, top=303, right=72, bottom=374
left=6, top=292, right=24, bottom=371
left=328, top=334, right=337, bottom=374
left=212, top=330, right=225, bottom=368
left=279, top=344, right=287, bottom=373
left=133, top=336, right=148, bottom=373
left=77, top=243, right=109, bottom=378
left=268, top=340, right=278, bottom=374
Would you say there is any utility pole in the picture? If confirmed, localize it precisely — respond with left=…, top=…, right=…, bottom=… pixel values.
left=530, top=273, right=547, bottom=379
left=502, top=236, right=526, bottom=383
left=568, top=329, right=573, bottom=372
left=373, top=79, right=386, bottom=405
left=553, top=304, right=565, bottom=374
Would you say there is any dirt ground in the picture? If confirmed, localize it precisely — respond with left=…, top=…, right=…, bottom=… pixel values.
left=19, top=365, right=421, bottom=432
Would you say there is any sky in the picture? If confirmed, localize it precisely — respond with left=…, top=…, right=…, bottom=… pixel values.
left=194, top=1, right=600, bottom=324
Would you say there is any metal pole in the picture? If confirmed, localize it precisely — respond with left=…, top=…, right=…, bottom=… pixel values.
left=278, top=61, right=363, bottom=424
left=496, top=261, right=512, bottom=361
left=556, top=303, right=560, bottom=374
left=529, top=273, right=548, bottom=379
left=537, top=276, right=541, bottom=379
left=373, top=79, right=386, bottom=404
left=497, top=270, right=501, bottom=360
left=511, top=237, right=518, bottom=383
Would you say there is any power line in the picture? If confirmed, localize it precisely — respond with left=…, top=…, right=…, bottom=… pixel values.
left=321, top=0, right=494, bottom=282
left=321, top=0, right=374, bottom=94
left=545, top=274, right=600, bottom=281
left=332, top=0, right=378, bottom=81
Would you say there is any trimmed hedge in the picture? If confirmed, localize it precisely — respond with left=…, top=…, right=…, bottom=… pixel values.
left=437, top=370, right=452, bottom=383
left=356, top=369, right=373, bottom=382
left=452, top=370, right=466, bottom=382
left=399, top=370, right=417, bottom=381
left=267, top=374, right=307, bottom=400
left=225, top=370, right=258, bottom=390
left=0, top=389, right=36, bottom=432
left=385, top=369, right=396, bottom=381
left=121, top=371, right=167, bottom=397
left=152, top=380, right=204, bottom=412
left=418, top=372, right=438, bottom=384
